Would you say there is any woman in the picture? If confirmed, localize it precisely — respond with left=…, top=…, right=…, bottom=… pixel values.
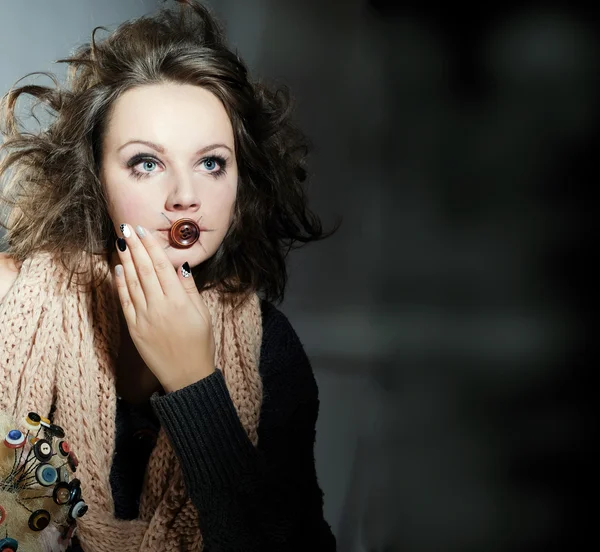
left=0, top=1, right=336, bottom=550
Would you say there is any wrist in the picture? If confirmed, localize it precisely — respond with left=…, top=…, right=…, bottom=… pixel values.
left=161, top=364, right=216, bottom=393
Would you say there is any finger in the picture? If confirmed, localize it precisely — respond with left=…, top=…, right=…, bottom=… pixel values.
left=116, top=226, right=147, bottom=311
left=114, top=264, right=136, bottom=324
left=133, top=224, right=181, bottom=296
left=177, top=261, right=205, bottom=311
left=119, top=223, right=163, bottom=302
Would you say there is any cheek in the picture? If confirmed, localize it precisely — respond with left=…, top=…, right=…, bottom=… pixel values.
left=205, top=178, right=237, bottom=220
left=104, top=175, right=152, bottom=224
left=216, top=188, right=237, bottom=226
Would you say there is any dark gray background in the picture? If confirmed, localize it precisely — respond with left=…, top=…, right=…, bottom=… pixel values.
left=1, top=1, right=594, bottom=550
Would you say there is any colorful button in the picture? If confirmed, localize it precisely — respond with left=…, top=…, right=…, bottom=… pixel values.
left=33, top=439, right=53, bottom=462
left=67, top=450, right=79, bottom=472
left=4, top=430, right=26, bottom=449
left=35, top=464, right=58, bottom=487
left=25, top=414, right=40, bottom=431
left=28, top=509, right=51, bottom=531
left=0, top=505, right=6, bottom=525
left=68, top=500, right=88, bottom=521
left=68, top=479, right=81, bottom=504
left=53, top=483, right=71, bottom=506
left=0, top=537, right=18, bottom=551
left=26, top=412, right=41, bottom=424
left=58, top=466, right=70, bottom=483
left=58, top=441, right=70, bottom=457
left=48, top=424, right=65, bottom=439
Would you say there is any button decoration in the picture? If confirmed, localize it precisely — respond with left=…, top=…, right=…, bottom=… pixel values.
left=28, top=509, right=51, bottom=532
left=169, top=218, right=200, bottom=248
left=67, top=450, right=79, bottom=472
left=48, top=424, right=65, bottom=439
left=0, top=410, right=87, bottom=549
left=0, top=537, right=19, bottom=551
left=58, top=440, right=70, bottom=457
left=33, top=439, right=52, bottom=462
left=53, top=483, right=71, bottom=506
left=4, top=430, right=26, bottom=449
left=68, top=500, right=88, bottom=521
left=35, top=464, right=58, bottom=487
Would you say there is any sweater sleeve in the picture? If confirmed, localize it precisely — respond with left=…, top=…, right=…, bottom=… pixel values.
left=150, top=303, right=336, bottom=552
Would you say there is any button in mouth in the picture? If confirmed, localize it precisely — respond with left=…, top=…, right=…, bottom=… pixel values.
left=169, top=218, right=200, bottom=248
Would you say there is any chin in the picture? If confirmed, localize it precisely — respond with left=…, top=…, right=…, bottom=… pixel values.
left=165, top=247, right=210, bottom=270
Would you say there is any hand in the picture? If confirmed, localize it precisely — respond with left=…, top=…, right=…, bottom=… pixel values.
left=114, top=223, right=216, bottom=392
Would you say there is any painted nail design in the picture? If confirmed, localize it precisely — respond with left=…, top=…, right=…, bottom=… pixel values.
left=120, top=224, right=131, bottom=238
left=115, top=265, right=123, bottom=277
left=181, top=262, right=191, bottom=278
left=135, top=225, right=146, bottom=238
left=116, top=238, right=127, bottom=252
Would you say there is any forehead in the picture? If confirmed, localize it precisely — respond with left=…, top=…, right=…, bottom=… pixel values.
left=104, top=83, right=234, bottom=149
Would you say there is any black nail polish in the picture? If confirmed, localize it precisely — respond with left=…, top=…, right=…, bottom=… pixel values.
left=181, top=262, right=191, bottom=278
left=117, top=238, right=127, bottom=252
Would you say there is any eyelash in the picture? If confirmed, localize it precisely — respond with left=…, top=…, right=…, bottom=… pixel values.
left=126, top=153, right=228, bottom=180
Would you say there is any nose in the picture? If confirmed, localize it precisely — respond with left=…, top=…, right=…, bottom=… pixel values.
left=165, top=175, right=200, bottom=213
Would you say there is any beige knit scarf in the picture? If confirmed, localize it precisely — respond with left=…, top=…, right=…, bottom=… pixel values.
left=0, top=252, right=263, bottom=551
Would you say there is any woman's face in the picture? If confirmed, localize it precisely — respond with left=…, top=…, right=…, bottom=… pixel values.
left=101, top=82, right=238, bottom=269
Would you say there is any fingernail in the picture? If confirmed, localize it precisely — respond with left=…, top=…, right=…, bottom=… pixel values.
left=116, top=238, right=127, bottom=252
left=181, top=262, right=191, bottom=278
left=120, top=224, right=131, bottom=238
left=135, top=225, right=146, bottom=238
left=115, top=264, right=123, bottom=277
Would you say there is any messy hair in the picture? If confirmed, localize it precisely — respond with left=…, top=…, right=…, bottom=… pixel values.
left=0, top=0, right=331, bottom=302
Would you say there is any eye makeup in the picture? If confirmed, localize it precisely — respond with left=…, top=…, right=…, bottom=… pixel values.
left=125, top=152, right=229, bottom=180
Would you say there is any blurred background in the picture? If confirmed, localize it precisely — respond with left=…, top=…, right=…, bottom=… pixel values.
left=1, top=1, right=595, bottom=550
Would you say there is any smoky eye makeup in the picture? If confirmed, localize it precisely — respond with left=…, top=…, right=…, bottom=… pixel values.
left=199, top=154, right=229, bottom=177
left=126, top=152, right=162, bottom=179
left=124, top=150, right=231, bottom=180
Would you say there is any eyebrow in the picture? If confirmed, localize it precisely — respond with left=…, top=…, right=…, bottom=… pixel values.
left=117, top=139, right=233, bottom=156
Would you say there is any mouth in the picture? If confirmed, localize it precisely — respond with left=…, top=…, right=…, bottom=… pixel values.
left=156, top=213, right=214, bottom=250
left=156, top=227, right=211, bottom=233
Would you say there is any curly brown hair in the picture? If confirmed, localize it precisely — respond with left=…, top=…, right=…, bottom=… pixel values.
left=0, top=0, right=333, bottom=302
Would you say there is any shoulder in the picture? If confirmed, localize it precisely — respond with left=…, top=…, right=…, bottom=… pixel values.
left=259, top=299, right=318, bottom=402
left=0, top=253, right=20, bottom=303
left=259, top=300, right=306, bottom=360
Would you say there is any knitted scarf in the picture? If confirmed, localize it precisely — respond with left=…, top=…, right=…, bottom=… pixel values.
left=0, top=252, right=263, bottom=551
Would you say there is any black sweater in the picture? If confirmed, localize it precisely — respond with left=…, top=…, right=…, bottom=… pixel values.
left=82, top=300, right=336, bottom=551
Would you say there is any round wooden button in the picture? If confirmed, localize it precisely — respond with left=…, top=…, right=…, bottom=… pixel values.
left=169, top=218, right=200, bottom=248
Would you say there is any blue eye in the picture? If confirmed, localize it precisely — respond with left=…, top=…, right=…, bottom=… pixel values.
left=127, top=154, right=162, bottom=179
left=199, top=155, right=227, bottom=177
left=202, top=158, right=218, bottom=171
